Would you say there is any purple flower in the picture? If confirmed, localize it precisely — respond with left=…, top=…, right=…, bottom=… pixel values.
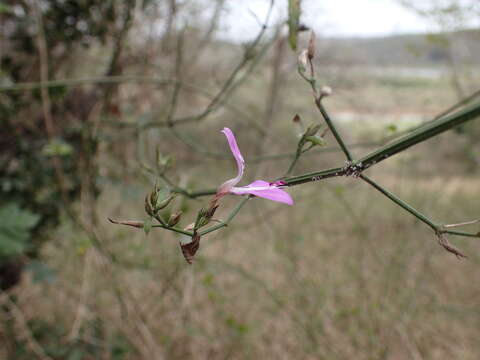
left=216, top=128, right=293, bottom=205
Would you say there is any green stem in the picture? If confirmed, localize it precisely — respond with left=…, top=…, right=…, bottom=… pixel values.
left=360, top=175, right=438, bottom=231
left=151, top=224, right=193, bottom=236
left=359, top=100, right=480, bottom=169
left=284, top=166, right=345, bottom=186
left=168, top=100, right=480, bottom=198
left=298, top=66, right=353, bottom=162
left=315, top=98, right=353, bottom=161
left=284, top=151, right=301, bottom=177
left=186, top=188, right=217, bottom=198
left=442, top=230, right=480, bottom=238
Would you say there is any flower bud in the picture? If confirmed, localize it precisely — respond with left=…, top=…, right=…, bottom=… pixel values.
left=206, top=204, right=219, bottom=219
left=145, top=194, right=155, bottom=217
left=307, top=31, right=315, bottom=60
left=194, top=208, right=210, bottom=230
left=156, top=192, right=175, bottom=210
left=298, top=49, right=308, bottom=73
left=305, top=123, right=321, bottom=137
left=145, top=186, right=175, bottom=217
left=167, top=211, right=182, bottom=227
left=320, top=86, right=332, bottom=97
left=305, top=135, right=326, bottom=147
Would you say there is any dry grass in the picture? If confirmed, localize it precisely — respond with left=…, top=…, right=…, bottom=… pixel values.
left=2, top=34, right=480, bottom=359
left=4, top=161, right=479, bottom=359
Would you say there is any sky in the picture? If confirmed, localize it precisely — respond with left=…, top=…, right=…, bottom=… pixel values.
left=221, top=0, right=432, bottom=40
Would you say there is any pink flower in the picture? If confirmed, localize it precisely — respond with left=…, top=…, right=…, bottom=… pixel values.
left=216, top=128, right=293, bottom=205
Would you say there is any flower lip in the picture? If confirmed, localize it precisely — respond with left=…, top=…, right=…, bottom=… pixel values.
left=217, top=128, right=293, bottom=205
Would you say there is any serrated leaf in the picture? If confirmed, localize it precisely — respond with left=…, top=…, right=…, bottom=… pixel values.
left=0, top=203, right=40, bottom=258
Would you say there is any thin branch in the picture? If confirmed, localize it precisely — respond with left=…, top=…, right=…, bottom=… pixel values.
left=298, top=56, right=353, bottom=162
left=443, top=219, right=480, bottom=228
left=358, top=100, right=480, bottom=170
left=359, top=174, right=438, bottom=231
left=108, top=218, right=193, bottom=236
left=0, top=295, right=53, bottom=360
left=32, top=0, right=69, bottom=203
left=165, top=0, right=275, bottom=127
left=165, top=28, right=185, bottom=126
left=442, top=230, right=480, bottom=238
left=315, top=97, right=353, bottom=161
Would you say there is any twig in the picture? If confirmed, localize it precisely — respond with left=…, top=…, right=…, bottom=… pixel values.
left=0, top=295, right=53, bottom=360
left=32, top=1, right=69, bottom=203
left=359, top=174, right=438, bottom=231
left=298, top=53, right=353, bottom=162
left=108, top=218, right=194, bottom=237
left=166, top=0, right=275, bottom=128
left=443, top=219, right=480, bottom=228
left=315, top=98, right=353, bottom=161
left=165, top=28, right=185, bottom=126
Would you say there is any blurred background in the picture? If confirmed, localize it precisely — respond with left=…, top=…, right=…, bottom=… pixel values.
left=1, top=0, right=480, bottom=358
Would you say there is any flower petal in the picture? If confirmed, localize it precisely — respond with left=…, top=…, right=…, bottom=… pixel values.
left=218, top=128, right=245, bottom=194
left=222, top=128, right=244, bottom=181
left=231, top=180, right=294, bottom=205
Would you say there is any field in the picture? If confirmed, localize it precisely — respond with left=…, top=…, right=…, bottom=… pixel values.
left=3, top=61, right=480, bottom=359
left=2, top=3, right=480, bottom=358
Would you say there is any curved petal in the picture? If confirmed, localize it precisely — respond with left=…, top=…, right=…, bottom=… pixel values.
left=231, top=180, right=294, bottom=205
left=217, top=128, right=245, bottom=194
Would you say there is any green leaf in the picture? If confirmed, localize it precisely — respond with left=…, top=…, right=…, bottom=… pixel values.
left=42, top=139, right=73, bottom=157
left=0, top=203, right=40, bottom=258
left=288, top=0, right=301, bottom=50
left=0, top=4, right=13, bottom=14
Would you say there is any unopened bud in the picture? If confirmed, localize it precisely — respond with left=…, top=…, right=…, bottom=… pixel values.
left=194, top=208, right=210, bottom=230
left=108, top=218, right=145, bottom=228
left=298, top=49, right=308, bottom=73
left=156, top=193, right=175, bottom=210
left=206, top=204, right=218, bottom=219
left=307, top=31, right=315, bottom=60
left=145, top=187, right=175, bottom=217
left=145, top=194, right=155, bottom=217
left=320, top=86, right=332, bottom=97
left=167, top=211, right=182, bottom=227
left=292, top=114, right=301, bottom=123
left=305, top=123, right=321, bottom=137
left=305, top=135, right=326, bottom=147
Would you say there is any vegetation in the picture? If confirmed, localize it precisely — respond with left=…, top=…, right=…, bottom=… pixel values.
left=1, top=0, right=479, bottom=359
